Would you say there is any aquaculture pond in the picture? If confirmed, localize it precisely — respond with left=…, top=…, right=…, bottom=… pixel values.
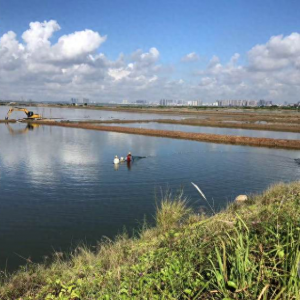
left=0, top=122, right=299, bottom=271
left=105, top=122, right=300, bottom=140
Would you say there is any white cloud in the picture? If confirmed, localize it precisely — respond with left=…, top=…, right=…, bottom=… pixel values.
left=131, top=47, right=160, bottom=67
left=22, top=20, right=60, bottom=51
left=248, top=32, right=300, bottom=71
left=52, top=30, right=106, bottom=61
left=1, top=19, right=160, bottom=101
left=0, top=22, right=300, bottom=103
left=181, top=52, right=199, bottom=62
left=141, top=47, right=159, bottom=61
left=193, top=33, right=300, bottom=102
left=108, top=67, right=131, bottom=80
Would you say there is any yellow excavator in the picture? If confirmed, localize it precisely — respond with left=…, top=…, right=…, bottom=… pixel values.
left=5, top=107, right=42, bottom=120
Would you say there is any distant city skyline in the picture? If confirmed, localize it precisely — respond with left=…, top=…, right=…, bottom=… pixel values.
left=0, top=0, right=300, bottom=103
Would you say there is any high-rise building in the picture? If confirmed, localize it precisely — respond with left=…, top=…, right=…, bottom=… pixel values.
left=136, top=100, right=148, bottom=105
left=159, top=99, right=174, bottom=106
left=217, top=99, right=260, bottom=107
left=187, top=100, right=202, bottom=106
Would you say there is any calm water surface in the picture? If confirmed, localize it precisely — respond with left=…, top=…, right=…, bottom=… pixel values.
left=0, top=106, right=185, bottom=121
left=106, top=122, right=300, bottom=140
left=0, top=122, right=299, bottom=271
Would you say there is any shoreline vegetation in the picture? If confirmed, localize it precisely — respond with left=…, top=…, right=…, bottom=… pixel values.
left=32, top=120, right=300, bottom=150
left=1, top=181, right=300, bottom=299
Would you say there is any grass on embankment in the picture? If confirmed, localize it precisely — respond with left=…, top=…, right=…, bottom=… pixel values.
left=1, top=181, right=300, bottom=299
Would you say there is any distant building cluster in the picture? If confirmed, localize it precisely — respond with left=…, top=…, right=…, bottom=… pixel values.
left=187, top=100, right=202, bottom=106
left=135, top=100, right=148, bottom=105
left=159, top=99, right=175, bottom=106
left=159, top=99, right=202, bottom=106
left=109, top=98, right=300, bottom=108
left=216, top=99, right=273, bottom=107
left=71, top=98, right=90, bottom=106
left=284, top=101, right=300, bottom=107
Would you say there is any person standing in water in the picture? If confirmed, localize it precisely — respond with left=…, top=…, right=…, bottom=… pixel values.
left=114, top=155, right=120, bottom=164
left=126, top=152, right=132, bottom=162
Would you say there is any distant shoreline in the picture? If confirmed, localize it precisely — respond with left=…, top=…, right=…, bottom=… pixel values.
left=1, top=102, right=299, bottom=133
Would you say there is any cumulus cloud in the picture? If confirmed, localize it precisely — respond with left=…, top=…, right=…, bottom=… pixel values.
left=52, top=30, right=106, bottom=61
left=108, top=68, right=131, bottom=81
left=0, top=20, right=162, bottom=102
left=181, top=52, right=199, bottom=62
left=0, top=22, right=300, bottom=103
left=193, top=33, right=300, bottom=102
left=248, top=33, right=300, bottom=71
left=22, top=20, right=60, bottom=51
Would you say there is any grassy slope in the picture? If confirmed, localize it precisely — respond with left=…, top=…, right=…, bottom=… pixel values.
left=1, top=181, right=300, bottom=300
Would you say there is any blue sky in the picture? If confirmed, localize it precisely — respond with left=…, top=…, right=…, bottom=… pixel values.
left=0, top=0, right=300, bottom=102
left=1, top=0, right=300, bottom=62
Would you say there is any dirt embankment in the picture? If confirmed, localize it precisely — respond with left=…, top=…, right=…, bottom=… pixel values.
left=33, top=120, right=300, bottom=150
left=0, top=120, right=16, bottom=123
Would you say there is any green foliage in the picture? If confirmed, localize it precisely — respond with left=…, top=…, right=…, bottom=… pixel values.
left=1, top=181, right=300, bottom=299
left=156, top=193, right=191, bottom=231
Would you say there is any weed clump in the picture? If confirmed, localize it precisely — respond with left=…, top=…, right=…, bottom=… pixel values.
left=156, top=193, right=191, bottom=231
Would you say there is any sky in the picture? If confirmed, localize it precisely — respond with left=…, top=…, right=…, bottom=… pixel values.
left=0, top=0, right=300, bottom=103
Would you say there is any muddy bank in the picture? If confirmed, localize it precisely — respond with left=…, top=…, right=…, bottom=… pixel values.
left=0, top=120, right=16, bottom=124
left=33, top=120, right=300, bottom=150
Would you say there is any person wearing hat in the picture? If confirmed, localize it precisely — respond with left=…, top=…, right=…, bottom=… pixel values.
left=126, top=152, right=132, bottom=162
left=113, top=155, right=120, bottom=164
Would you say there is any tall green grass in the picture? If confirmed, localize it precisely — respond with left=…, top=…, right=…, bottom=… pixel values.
left=0, top=181, right=300, bottom=299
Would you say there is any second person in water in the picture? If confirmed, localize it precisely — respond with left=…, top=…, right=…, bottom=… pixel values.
left=126, top=152, right=132, bottom=162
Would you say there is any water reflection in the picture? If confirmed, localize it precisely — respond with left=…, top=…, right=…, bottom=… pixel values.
left=6, top=123, right=39, bottom=135
left=0, top=123, right=299, bottom=272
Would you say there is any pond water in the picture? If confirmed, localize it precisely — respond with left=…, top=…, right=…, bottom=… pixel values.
left=0, top=122, right=299, bottom=272
left=0, top=106, right=184, bottom=121
left=105, top=122, right=300, bottom=140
